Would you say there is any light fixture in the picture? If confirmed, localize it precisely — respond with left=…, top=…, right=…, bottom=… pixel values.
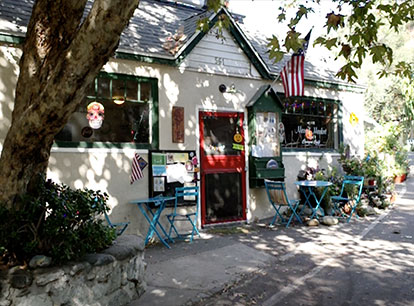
left=113, top=96, right=125, bottom=105
left=218, top=84, right=227, bottom=93
left=219, top=83, right=238, bottom=94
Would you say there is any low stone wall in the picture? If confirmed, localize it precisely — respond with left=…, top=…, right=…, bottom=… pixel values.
left=0, top=235, right=146, bottom=306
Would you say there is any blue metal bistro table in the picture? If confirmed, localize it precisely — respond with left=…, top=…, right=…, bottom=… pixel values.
left=295, top=180, right=333, bottom=220
left=130, top=196, right=176, bottom=249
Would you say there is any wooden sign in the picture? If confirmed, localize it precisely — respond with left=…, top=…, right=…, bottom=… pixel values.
left=172, top=106, right=184, bottom=143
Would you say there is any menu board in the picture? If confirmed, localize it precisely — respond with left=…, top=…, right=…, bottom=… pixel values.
left=149, top=150, right=199, bottom=203
left=251, top=112, right=280, bottom=157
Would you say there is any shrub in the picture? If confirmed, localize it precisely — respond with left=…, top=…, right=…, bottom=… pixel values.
left=0, top=177, right=116, bottom=267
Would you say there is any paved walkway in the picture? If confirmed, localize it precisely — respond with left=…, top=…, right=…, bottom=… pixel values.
left=130, top=176, right=414, bottom=306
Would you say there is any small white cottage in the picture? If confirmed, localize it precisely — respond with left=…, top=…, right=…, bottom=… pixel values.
left=0, top=0, right=366, bottom=237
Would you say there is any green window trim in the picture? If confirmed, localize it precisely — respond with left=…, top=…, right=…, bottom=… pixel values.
left=53, top=72, right=159, bottom=150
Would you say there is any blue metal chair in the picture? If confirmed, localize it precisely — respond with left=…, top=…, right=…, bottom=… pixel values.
left=330, top=175, right=364, bottom=223
left=103, top=210, right=129, bottom=236
left=166, top=186, right=200, bottom=243
left=94, top=197, right=129, bottom=235
left=265, top=180, right=302, bottom=228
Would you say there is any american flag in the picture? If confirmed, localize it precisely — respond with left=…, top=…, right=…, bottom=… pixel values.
left=130, top=153, right=144, bottom=184
left=280, top=30, right=311, bottom=97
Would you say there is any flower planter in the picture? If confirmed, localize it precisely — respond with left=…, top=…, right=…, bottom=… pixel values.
left=394, top=173, right=406, bottom=184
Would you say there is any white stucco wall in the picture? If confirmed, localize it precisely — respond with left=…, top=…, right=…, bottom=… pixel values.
left=0, top=42, right=365, bottom=237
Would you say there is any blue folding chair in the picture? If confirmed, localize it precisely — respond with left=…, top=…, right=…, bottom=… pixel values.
left=103, top=210, right=129, bottom=236
left=94, top=197, right=129, bottom=235
left=330, top=175, right=364, bottom=223
left=166, top=186, right=200, bottom=243
left=265, top=180, right=302, bottom=228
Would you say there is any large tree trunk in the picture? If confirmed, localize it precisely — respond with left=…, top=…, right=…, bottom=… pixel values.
left=0, top=0, right=140, bottom=208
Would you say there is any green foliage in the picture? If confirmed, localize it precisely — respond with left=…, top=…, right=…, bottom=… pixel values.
left=0, top=177, right=116, bottom=266
left=271, top=0, right=414, bottom=83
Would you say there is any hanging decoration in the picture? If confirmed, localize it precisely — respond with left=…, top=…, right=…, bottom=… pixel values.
left=86, top=102, right=105, bottom=129
left=130, top=153, right=148, bottom=184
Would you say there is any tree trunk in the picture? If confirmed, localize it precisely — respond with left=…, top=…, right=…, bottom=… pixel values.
left=0, top=0, right=140, bottom=208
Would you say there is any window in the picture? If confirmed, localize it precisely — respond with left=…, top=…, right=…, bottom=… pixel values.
left=280, top=96, right=340, bottom=150
left=55, top=73, right=158, bottom=149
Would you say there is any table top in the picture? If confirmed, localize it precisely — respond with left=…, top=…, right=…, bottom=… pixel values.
left=129, top=196, right=176, bottom=205
left=295, top=180, right=333, bottom=187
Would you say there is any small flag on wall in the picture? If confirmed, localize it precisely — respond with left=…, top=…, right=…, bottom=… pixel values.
left=280, top=30, right=312, bottom=97
left=130, top=153, right=148, bottom=184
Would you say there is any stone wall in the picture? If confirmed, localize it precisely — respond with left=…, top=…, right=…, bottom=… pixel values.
left=0, top=235, right=146, bottom=306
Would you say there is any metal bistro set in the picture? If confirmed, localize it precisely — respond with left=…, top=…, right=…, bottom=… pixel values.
left=124, top=176, right=364, bottom=249
left=129, top=186, right=200, bottom=249
left=265, top=175, right=365, bottom=228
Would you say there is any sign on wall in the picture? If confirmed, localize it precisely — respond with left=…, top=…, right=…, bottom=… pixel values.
left=172, top=106, right=184, bottom=143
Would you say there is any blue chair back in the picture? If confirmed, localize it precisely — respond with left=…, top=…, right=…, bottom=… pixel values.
left=338, top=175, right=364, bottom=202
left=174, top=186, right=199, bottom=213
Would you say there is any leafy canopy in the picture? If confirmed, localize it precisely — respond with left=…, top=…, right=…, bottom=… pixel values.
left=203, top=0, right=414, bottom=83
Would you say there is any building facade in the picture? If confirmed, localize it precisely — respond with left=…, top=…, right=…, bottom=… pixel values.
left=0, top=0, right=366, bottom=237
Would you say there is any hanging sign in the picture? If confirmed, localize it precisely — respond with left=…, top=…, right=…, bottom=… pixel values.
left=232, top=143, right=244, bottom=151
left=233, top=132, right=243, bottom=143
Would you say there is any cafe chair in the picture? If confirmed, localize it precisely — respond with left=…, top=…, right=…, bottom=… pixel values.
left=167, top=186, right=200, bottom=243
left=330, top=175, right=364, bottom=223
left=104, top=210, right=130, bottom=236
left=265, top=180, right=302, bottom=228
left=94, top=197, right=129, bottom=235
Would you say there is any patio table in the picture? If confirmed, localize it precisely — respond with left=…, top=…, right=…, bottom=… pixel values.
left=130, top=196, right=176, bottom=248
left=295, top=180, right=333, bottom=220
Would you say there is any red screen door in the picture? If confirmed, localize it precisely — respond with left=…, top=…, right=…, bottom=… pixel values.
left=199, top=111, right=246, bottom=226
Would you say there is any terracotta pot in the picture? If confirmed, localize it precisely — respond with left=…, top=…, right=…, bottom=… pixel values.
left=394, top=173, right=406, bottom=184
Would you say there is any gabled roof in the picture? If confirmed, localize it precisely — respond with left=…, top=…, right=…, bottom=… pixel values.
left=246, top=85, right=284, bottom=110
left=0, top=0, right=362, bottom=88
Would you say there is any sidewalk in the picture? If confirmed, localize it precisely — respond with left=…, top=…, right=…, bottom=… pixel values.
left=130, top=176, right=413, bottom=306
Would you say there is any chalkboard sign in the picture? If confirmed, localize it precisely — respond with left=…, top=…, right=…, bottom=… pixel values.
left=148, top=150, right=199, bottom=206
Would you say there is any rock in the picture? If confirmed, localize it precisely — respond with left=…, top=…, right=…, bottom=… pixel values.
left=103, top=235, right=145, bottom=261
left=321, top=216, right=339, bottom=226
left=35, top=269, right=64, bottom=286
left=29, top=255, right=52, bottom=269
left=83, top=253, right=115, bottom=266
left=364, top=205, right=377, bottom=216
left=307, top=219, right=319, bottom=227
left=9, top=267, right=33, bottom=289
left=14, top=293, right=53, bottom=306
left=303, top=207, right=313, bottom=216
left=69, top=262, right=90, bottom=276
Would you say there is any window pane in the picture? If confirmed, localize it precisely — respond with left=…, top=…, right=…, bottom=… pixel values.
left=203, top=116, right=241, bottom=156
left=85, top=80, right=95, bottom=97
left=112, top=79, right=124, bottom=100
left=205, top=172, right=243, bottom=223
left=318, top=102, right=325, bottom=116
left=126, top=80, right=138, bottom=101
left=140, top=82, right=151, bottom=102
left=98, top=78, right=110, bottom=99
left=282, top=114, right=332, bottom=149
left=55, top=75, right=153, bottom=145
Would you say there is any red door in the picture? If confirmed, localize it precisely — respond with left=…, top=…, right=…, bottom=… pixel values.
left=199, top=111, right=246, bottom=226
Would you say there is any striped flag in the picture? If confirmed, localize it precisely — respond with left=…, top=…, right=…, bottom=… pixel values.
left=130, top=153, right=144, bottom=184
left=280, top=30, right=311, bottom=97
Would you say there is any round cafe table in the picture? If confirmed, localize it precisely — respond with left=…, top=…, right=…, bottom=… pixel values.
left=294, top=180, right=333, bottom=219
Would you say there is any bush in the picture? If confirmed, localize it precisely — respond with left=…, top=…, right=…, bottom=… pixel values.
left=0, top=177, right=116, bottom=267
